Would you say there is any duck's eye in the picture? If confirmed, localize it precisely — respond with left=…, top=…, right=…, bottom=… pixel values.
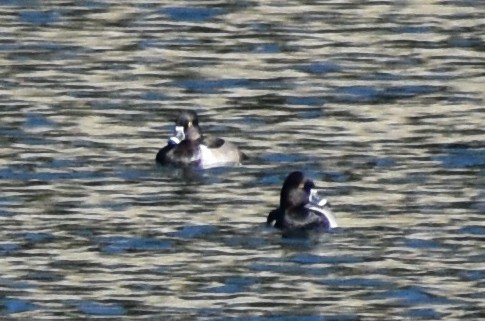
left=298, top=182, right=305, bottom=189
left=188, top=121, right=192, bottom=128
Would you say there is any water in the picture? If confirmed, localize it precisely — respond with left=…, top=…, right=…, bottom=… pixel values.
left=1, top=0, right=484, bottom=319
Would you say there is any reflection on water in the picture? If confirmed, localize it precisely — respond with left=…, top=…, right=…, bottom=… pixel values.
left=1, top=0, right=484, bottom=319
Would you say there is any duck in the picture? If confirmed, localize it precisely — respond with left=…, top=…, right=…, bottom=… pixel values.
left=267, top=171, right=337, bottom=236
left=156, top=110, right=246, bottom=168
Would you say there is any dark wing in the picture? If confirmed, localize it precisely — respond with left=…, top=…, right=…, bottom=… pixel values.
left=203, top=135, right=225, bottom=148
left=202, top=135, right=248, bottom=162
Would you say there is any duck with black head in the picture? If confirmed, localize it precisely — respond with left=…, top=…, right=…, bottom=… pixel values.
left=267, top=171, right=337, bottom=237
left=156, top=110, right=246, bottom=168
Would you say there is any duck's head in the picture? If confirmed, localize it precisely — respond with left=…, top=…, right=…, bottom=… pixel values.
left=168, top=110, right=201, bottom=145
left=176, top=110, right=200, bottom=131
left=280, top=171, right=315, bottom=210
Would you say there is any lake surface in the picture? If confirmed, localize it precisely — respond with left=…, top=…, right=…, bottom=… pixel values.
left=1, top=0, right=484, bottom=320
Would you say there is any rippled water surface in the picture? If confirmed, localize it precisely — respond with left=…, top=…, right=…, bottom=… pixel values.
left=1, top=0, right=484, bottom=320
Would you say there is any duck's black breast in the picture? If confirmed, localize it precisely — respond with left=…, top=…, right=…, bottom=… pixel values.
left=169, top=140, right=201, bottom=166
left=284, top=207, right=327, bottom=231
left=268, top=206, right=324, bottom=231
left=156, top=143, right=175, bottom=165
left=156, top=140, right=201, bottom=167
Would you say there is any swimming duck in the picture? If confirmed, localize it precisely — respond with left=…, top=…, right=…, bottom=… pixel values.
left=156, top=110, right=246, bottom=168
left=267, top=171, right=337, bottom=236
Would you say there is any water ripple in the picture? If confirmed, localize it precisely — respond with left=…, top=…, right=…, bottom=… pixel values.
left=96, top=236, right=173, bottom=254
left=0, top=0, right=483, bottom=319
left=76, top=300, right=126, bottom=316
left=1, top=298, right=39, bottom=314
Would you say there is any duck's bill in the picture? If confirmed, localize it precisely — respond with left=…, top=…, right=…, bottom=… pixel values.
left=168, top=126, right=185, bottom=145
left=309, top=189, right=328, bottom=207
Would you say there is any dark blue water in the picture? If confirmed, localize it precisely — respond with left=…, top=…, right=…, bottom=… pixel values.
left=1, top=1, right=484, bottom=320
